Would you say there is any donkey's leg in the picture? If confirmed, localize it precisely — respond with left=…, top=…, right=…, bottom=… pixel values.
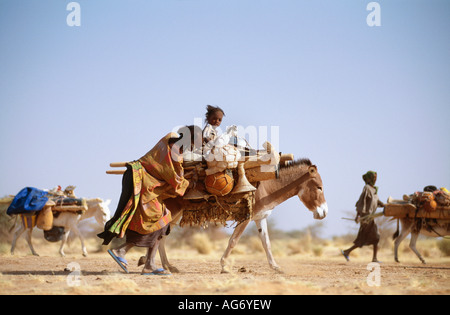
left=156, top=211, right=183, bottom=272
left=10, top=224, right=26, bottom=256
left=220, top=219, right=250, bottom=274
left=59, top=230, right=71, bottom=257
left=25, top=227, right=39, bottom=256
left=255, top=218, right=282, bottom=273
left=158, top=234, right=179, bottom=273
left=71, top=225, right=88, bottom=257
left=141, top=233, right=169, bottom=275
left=394, top=220, right=412, bottom=263
left=409, top=231, right=426, bottom=264
left=142, top=244, right=160, bottom=274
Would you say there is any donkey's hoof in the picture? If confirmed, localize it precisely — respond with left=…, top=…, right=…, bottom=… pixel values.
left=168, top=266, right=180, bottom=273
left=138, top=256, right=146, bottom=267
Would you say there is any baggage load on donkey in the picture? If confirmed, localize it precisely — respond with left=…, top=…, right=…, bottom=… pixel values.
left=384, top=186, right=450, bottom=220
left=107, top=139, right=295, bottom=228
left=180, top=141, right=287, bottom=227
left=6, top=186, right=88, bottom=232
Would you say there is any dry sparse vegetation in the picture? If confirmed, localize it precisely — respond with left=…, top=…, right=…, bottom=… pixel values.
left=1, top=204, right=449, bottom=295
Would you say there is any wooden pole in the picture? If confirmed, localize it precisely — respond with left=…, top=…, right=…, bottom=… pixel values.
left=106, top=170, right=126, bottom=175
left=110, top=162, right=128, bottom=167
left=107, top=150, right=293, bottom=177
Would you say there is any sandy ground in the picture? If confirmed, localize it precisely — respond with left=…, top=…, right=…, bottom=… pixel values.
left=1, top=240, right=449, bottom=295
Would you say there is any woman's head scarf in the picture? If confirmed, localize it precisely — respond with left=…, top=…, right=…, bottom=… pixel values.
left=363, top=171, right=378, bottom=193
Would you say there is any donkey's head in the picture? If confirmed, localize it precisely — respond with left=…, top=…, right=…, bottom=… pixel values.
left=297, top=164, right=328, bottom=220
left=83, top=198, right=111, bottom=226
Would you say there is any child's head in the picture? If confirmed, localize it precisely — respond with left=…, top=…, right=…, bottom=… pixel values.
left=205, top=105, right=225, bottom=127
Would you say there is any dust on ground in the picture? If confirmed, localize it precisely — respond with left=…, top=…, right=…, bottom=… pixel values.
left=1, top=240, right=449, bottom=295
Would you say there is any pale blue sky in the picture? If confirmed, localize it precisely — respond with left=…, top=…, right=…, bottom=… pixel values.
left=0, top=1, right=449, bottom=237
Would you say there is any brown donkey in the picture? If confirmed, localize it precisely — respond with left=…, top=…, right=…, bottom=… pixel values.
left=159, top=158, right=328, bottom=273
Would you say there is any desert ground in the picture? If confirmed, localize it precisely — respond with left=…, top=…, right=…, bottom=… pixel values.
left=1, top=228, right=449, bottom=295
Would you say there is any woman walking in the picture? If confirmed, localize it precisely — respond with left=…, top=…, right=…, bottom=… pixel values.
left=98, top=125, right=202, bottom=275
left=342, top=171, right=384, bottom=263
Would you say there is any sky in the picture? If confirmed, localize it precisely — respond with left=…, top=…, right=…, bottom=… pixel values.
left=0, top=0, right=449, bottom=238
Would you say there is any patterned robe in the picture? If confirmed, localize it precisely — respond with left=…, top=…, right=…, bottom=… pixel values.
left=100, top=133, right=189, bottom=243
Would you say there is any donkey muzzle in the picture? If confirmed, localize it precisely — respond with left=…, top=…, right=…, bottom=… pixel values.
left=313, top=202, right=328, bottom=220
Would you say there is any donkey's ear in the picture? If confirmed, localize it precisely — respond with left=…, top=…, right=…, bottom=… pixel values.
left=308, top=165, right=317, bottom=175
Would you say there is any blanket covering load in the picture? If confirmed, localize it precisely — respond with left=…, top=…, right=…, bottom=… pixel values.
left=7, top=187, right=49, bottom=216
left=103, top=133, right=189, bottom=240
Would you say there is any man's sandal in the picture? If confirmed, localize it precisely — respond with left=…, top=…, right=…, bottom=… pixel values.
left=108, top=249, right=129, bottom=274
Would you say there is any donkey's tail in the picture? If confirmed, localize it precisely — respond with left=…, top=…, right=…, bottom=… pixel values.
left=392, top=218, right=400, bottom=240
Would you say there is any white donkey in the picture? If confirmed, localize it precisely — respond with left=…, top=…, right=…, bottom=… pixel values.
left=393, top=218, right=450, bottom=264
left=10, top=198, right=111, bottom=257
